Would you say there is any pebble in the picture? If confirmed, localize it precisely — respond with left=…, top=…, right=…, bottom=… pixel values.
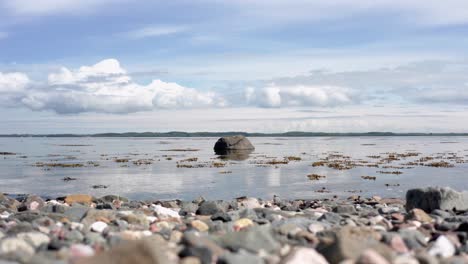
left=65, top=194, right=93, bottom=205
left=90, top=221, right=108, bottom=233
left=233, top=218, right=254, bottom=231
left=70, top=244, right=95, bottom=258
left=0, top=188, right=468, bottom=263
left=17, top=232, right=50, bottom=248
left=191, top=220, right=209, bottom=232
left=283, top=247, right=329, bottom=264
left=428, top=235, right=455, bottom=258
left=152, top=204, right=180, bottom=219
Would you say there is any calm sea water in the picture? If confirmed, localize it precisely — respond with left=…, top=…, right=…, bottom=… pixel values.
left=0, top=137, right=467, bottom=200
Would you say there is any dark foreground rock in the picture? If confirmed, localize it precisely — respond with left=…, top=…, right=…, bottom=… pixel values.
left=406, top=187, right=468, bottom=212
left=1, top=188, right=468, bottom=263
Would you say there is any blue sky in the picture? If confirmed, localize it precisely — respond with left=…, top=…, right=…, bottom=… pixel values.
left=1, top=0, right=468, bottom=133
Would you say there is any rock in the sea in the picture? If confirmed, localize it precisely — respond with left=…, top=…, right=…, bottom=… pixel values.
left=406, top=187, right=468, bottom=212
left=213, top=135, right=255, bottom=154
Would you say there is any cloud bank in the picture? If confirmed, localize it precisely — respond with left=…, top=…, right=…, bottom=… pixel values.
left=1, top=58, right=467, bottom=115
left=0, top=59, right=224, bottom=114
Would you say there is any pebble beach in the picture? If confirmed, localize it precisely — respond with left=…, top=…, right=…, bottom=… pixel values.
left=1, top=187, right=468, bottom=264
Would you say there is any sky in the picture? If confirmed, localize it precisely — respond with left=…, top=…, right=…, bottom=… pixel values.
left=1, top=0, right=468, bottom=133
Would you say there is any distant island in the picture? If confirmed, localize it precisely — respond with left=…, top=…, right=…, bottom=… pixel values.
left=1, top=131, right=468, bottom=137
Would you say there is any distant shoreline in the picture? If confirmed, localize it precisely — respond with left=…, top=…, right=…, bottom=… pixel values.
left=1, top=131, right=468, bottom=137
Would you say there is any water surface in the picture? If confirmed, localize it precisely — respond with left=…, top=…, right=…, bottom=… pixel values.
left=0, top=137, right=467, bottom=200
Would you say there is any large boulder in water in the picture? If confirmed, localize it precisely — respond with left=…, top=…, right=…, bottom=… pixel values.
left=214, top=135, right=255, bottom=154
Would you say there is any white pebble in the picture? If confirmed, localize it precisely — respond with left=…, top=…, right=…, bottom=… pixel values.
left=428, top=235, right=455, bottom=258
left=90, top=221, right=108, bottom=233
left=152, top=204, right=180, bottom=218
left=0, top=211, right=10, bottom=219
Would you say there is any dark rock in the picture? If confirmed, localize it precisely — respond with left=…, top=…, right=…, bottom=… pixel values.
left=406, top=187, right=468, bottom=213
left=96, top=195, right=129, bottom=203
left=333, top=204, right=357, bottom=215
left=197, top=201, right=229, bottom=215
left=180, top=202, right=199, bottom=216
left=217, top=225, right=280, bottom=253
left=96, top=203, right=114, bottom=210
left=179, top=247, right=212, bottom=264
left=213, top=135, right=255, bottom=156
left=211, top=212, right=232, bottom=222
left=318, top=212, right=342, bottom=225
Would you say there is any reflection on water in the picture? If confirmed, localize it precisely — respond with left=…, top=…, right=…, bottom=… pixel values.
left=215, top=149, right=253, bottom=161
left=0, top=136, right=467, bottom=200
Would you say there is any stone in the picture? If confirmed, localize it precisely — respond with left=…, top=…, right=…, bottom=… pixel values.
left=211, top=212, right=232, bottom=222
left=317, top=227, right=393, bottom=263
left=428, top=235, right=455, bottom=258
left=179, top=247, right=212, bottom=264
left=180, top=202, right=199, bottom=216
left=283, top=247, right=329, bottom=264
left=219, top=250, right=263, bottom=264
left=213, top=135, right=255, bottom=153
left=152, top=204, right=180, bottom=219
left=70, top=244, right=95, bottom=258
left=407, top=209, right=433, bottom=223
left=23, top=195, right=45, bottom=211
left=357, top=249, right=390, bottom=264
left=65, top=194, right=93, bottom=205
left=183, top=231, right=226, bottom=257
left=17, top=232, right=50, bottom=248
left=406, top=187, right=468, bottom=213
left=238, top=198, right=261, bottom=209
left=218, top=225, right=280, bottom=253
left=333, top=204, right=357, bottom=215
left=390, top=235, right=409, bottom=254
left=64, top=205, right=89, bottom=222
left=233, top=218, right=254, bottom=231
left=197, top=201, right=229, bottom=215
left=90, top=221, right=108, bottom=233
left=76, top=236, right=173, bottom=264
left=308, top=223, right=325, bottom=234
left=0, top=237, right=35, bottom=260
left=180, top=257, right=202, bottom=264
left=191, top=220, right=209, bottom=232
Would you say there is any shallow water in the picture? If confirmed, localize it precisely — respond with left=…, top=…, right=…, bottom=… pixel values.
left=0, top=137, right=467, bottom=200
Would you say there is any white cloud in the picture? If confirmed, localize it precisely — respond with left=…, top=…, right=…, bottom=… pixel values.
left=245, top=84, right=353, bottom=108
left=124, top=25, right=187, bottom=39
left=0, top=72, right=29, bottom=93
left=1, top=0, right=121, bottom=15
left=0, top=59, right=223, bottom=114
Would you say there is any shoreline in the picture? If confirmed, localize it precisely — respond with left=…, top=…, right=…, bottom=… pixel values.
left=1, top=187, right=467, bottom=263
